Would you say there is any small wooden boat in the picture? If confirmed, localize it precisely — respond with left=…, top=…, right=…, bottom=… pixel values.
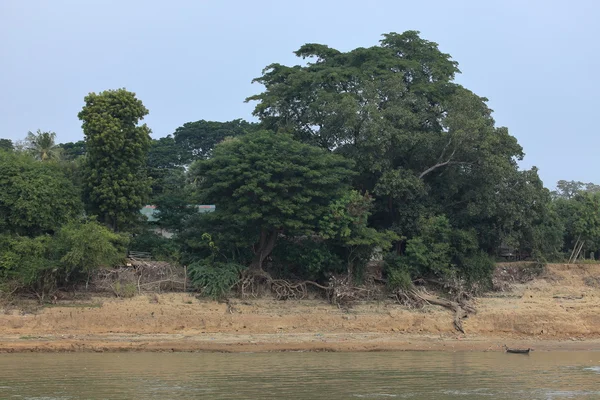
left=503, top=345, right=531, bottom=354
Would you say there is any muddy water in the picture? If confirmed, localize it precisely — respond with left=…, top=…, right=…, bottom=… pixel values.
left=0, top=351, right=599, bottom=399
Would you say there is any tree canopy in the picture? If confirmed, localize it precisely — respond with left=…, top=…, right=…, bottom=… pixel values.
left=173, top=119, right=260, bottom=163
left=190, top=130, right=355, bottom=270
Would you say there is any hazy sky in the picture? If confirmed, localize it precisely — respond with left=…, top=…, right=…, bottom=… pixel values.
left=1, top=0, right=598, bottom=187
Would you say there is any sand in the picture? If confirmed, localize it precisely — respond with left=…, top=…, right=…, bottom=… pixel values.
left=1, top=263, right=600, bottom=353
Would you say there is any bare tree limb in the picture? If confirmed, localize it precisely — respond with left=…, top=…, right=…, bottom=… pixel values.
left=419, top=160, right=470, bottom=179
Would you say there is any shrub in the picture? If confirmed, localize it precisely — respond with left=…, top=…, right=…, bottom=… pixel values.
left=0, top=235, right=57, bottom=302
left=188, top=262, right=243, bottom=299
left=384, top=254, right=415, bottom=291
left=55, top=220, right=128, bottom=280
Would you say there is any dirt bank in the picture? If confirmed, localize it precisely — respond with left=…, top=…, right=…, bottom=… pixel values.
left=1, top=263, right=600, bottom=353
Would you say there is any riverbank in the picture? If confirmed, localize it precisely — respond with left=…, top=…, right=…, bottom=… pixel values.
left=1, top=263, right=600, bottom=353
left=2, top=332, right=600, bottom=353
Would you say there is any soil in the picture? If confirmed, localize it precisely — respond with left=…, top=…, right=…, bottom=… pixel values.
left=2, top=263, right=600, bottom=353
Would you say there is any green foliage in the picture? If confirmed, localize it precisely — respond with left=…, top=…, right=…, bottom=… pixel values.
left=57, top=140, right=86, bottom=161
left=320, top=191, right=398, bottom=280
left=247, top=30, right=541, bottom=286
left=271, top=238, right=344, bottom=280
left=54, top=220, right=127, bottom=278
left=458, top=251, right=495, bottom=290
left=404, top=216, right=453, bottom=278
left=130, top=231, right=179, bottom=261
left=553, top=180, right=600, bottom=199
left=187, top=262, right=243, bottom=299
left=147, top=136, right=186, bottom=201
left=173, top=119, right=259, bottom=163
left=384, top=255, right=414, bottom=291
left=0, top=234, right=57, bottom=299
left=78, top=88, right=152, bottom=232
left=190, top=130, right=354, bottom=270
left=0, top=220, right=126, bottom=301
left=151, top=169, right=196, bottom=232
left=0, top=151, right=82, bottom=236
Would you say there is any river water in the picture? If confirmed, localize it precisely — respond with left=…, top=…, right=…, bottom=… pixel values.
left=0, top=351, right=599, bottom=399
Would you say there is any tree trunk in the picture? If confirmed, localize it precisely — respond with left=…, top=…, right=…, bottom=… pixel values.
left=250, top=228, right=278, bottom=270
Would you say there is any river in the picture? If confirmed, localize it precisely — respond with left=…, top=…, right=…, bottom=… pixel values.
left=0, top=351, right=599, bottom=399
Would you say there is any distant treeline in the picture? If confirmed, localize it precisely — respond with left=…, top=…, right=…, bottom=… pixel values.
left=1, top=31, right=599, bottom=301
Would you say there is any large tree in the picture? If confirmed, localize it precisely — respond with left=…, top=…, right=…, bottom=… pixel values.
left=190, top=131, right=354, bottom=270
left=247, top=31, right=539, bottom=263
left=78, top=88, right=152, bottom=231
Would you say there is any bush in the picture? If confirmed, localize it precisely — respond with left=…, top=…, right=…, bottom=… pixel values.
left=188, top=261, right=244, bottom=299
left=0, top=235, right=57, bottom=301
left=0, top=220, right=127, bottom=302
left=55, top=220, right=128, bottom=280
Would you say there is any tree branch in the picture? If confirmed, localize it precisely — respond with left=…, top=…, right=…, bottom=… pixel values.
left=419, top=159, right=469, bottom=179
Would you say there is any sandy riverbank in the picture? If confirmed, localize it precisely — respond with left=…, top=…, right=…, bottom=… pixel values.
left=1, top=263, right=600, bottom=353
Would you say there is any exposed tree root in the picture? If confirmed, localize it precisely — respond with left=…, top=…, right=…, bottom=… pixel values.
left=238, top=269, right=331, bottom=300
left=393, top=285, right=477, bottom=334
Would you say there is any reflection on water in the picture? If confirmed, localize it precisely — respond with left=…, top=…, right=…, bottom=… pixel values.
left=0, top=351, right=599, bottom=399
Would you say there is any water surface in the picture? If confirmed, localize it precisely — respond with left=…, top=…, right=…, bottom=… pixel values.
left=0, top=351, right=599, bottom=399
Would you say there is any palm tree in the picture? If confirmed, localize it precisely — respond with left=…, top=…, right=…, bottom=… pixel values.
left=25, top=129, right=62, bottom=161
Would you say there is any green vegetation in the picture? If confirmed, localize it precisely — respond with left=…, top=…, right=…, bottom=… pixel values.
left=78, top=88, right=152, bottom=232
left=1, top=31, right=600, bottom=303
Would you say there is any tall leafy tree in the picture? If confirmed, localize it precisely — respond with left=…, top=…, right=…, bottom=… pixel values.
left=78, top=88, right=152, bottom=232
left=24, top=129, right=62, bottom=161
left=190, top=131, right=354, bottom=270
left=248, top=30, right=535, bottom=263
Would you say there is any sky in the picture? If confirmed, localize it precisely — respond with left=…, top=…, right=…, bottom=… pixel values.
left=1, top=0, right=598, bottom=188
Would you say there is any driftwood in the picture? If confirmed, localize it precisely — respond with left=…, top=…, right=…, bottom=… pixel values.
left=92, top=261, right=186, bottom=295
left=408, top=289, right=476, bottom=333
